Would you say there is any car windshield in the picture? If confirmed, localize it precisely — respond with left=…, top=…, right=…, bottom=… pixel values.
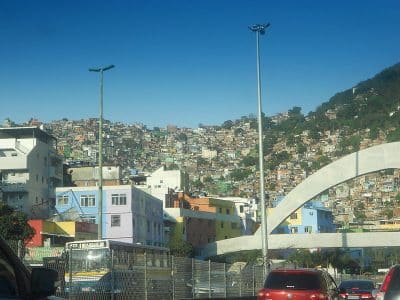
left=339, top=281, right=374, bottom=292
left=265, top=272, right=321, bottom=290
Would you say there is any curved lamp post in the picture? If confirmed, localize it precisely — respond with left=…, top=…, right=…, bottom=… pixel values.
left=249, top=23, right=270, bottom=276
left=89, top=64, right=115, bottom=239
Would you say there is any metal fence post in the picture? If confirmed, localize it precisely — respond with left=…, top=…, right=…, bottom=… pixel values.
left=144, top=251, right=148, bottom=300
left=192, top=258, right=195, bottom=300
left=111, top=249, right=115, bottom=300
left=68, top=245, right=72, bottom=297
left=208, top=260, right=211, bottom=299
left=252, top=264, right=256, bottom=296
left=171, top=256, right=175, bottom=300
left=239, top=265, right=242, bottom=297
left=224, top=263, right=227, bottom=299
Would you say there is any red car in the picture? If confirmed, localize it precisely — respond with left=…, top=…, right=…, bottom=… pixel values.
left=338, top=279, right=375, bottom=300
left=375, top=264, right=400, bottom=300
left=258, top=269, right=338, bottom=300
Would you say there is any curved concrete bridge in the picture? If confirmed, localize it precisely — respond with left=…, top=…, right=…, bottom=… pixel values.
left=202, top=142, right=400, bottom=257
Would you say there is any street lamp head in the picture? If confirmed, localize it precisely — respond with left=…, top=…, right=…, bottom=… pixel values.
left=102, top=64, right=115, bottom=71
left=89, top=67, right=101, bottom=72
left=249, top=23, right=271, bottom=35
left=89, top=64, right=115, bottom=72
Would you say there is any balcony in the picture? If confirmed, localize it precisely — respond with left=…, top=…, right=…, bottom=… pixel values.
left=49, top=166, right=63, bottom=179
left=1, top=182, right=27, bottom=192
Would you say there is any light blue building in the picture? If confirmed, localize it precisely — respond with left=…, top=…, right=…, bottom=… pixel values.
left=55, top=185, right=164, bottom=246
left=272, top=200, right=336, bottom=234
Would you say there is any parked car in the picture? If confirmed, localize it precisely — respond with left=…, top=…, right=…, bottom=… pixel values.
left=0, top=237, right=61, bottom=299
left=338, top=279, right=375, bottom=300
left=186, top=278, right=226, bottom=296
left=375, top=265, right=400, bottom=300
left=258, top=268, right=338, bottom=300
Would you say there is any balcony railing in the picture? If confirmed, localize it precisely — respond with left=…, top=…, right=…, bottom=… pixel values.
left=1, top=182, right=27, bottom=192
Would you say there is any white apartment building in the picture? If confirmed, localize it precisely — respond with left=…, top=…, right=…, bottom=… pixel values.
left=0, top=127, right=63, bottom=218
left=145, top=166, right=188, bottom=207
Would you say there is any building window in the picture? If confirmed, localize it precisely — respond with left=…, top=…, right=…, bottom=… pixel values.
left=82, top=216, right=96, bottom=224
left=226, top=209, right=230, bottom=215
left=305, top=226, right=312, bottom=233
left=290, top=227, right=298, bottom=234
left=218, top=208, right=222, bottom=213
left=80, top=195, right=96, bottom=207
left=240, top=205, right=244, bottom=213
left=57, top=195, right=69, bottom=205
left=221, top=222, right=224, bottom=228
left=111, top=194, right=127, bottom=205
left=111, top=215, right=121, bottom=227
left=290, top=213, right=298, bottom=219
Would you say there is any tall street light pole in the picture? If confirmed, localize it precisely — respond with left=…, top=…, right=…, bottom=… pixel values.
left=89, top=64, right=115, bottom=239
left=249, top=23, right=270, bottom=276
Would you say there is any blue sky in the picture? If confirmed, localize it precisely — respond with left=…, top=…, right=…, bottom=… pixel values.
left=1, top=0, right=399, bottom=128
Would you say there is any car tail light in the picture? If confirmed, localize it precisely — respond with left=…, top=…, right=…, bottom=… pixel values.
left=258, top=288, right=269, bottom=300
left=339, top=293, right=347, bottom=299
left=310, top=293, right=328, bottom=300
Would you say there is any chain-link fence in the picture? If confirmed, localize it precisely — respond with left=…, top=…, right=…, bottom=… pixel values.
left=53, top=251, right=264, bottom=299
left=9, top=240, right=385, bottom=300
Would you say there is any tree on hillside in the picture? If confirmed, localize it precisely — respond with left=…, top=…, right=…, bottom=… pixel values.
left=167, top=225, right=193, bottom=257
left=0, top=203, right=35, bottom=243
left=221, top=120, right=234, bottom=129
left=241, top=155, right=258, bottom=167
left=230, top=168, right=252, bottom=181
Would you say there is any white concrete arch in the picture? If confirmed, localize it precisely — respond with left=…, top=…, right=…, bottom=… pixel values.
left=267, top=141, right=400, bottom=234
left=202, top=142, right=400, bottom=257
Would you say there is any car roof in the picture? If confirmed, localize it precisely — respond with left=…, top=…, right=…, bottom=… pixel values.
left=271, top=268, right=324, bottom=273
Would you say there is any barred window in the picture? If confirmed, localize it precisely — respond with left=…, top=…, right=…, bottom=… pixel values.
left=57, top=195, right=69, bottom=205
left=111, top=215, right=121, bottom=227
left=82, top=216, right=96, bottom=224
left=111, top=194, right=127, bottom=205
left=290, top=212, right=298, bottom=219
left=80, top=195, right=96, bottom=207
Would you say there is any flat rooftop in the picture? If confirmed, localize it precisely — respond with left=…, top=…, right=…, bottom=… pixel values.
left=0, top=127, right=57, bottom=144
